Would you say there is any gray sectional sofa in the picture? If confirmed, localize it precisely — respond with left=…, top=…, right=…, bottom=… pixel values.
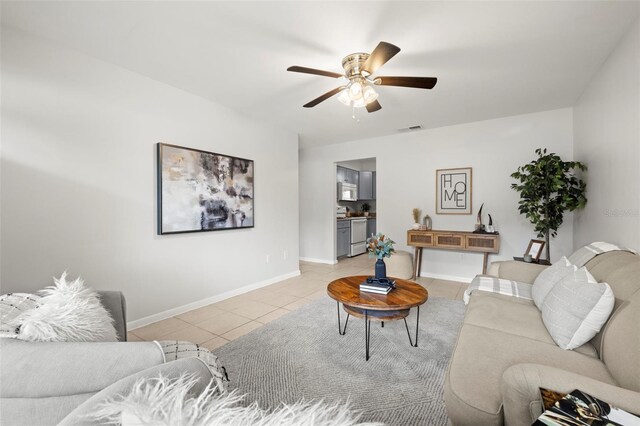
left=0, top=292, right=214, bottom=426
left=444, top=251, right=640, bottom=425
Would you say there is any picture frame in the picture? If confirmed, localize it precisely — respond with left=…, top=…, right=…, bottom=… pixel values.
left=436, top=167, right=472, bottom=214
left=525, top=239, right=545, bottom=261
left=157, top=143, right=254, bottom=235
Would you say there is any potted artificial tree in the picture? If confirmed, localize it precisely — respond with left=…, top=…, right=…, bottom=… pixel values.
left=511, top=148, right=587, bottom=261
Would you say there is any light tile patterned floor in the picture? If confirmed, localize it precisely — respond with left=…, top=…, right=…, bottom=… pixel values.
left=128, top=256, right=468, bottom=350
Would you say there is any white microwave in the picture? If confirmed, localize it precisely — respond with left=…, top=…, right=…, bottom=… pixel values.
left=338, top=182, right=358, bottom=201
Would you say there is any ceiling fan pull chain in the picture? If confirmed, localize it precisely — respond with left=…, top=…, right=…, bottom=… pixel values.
left=352, top=106, right=360, bottom=123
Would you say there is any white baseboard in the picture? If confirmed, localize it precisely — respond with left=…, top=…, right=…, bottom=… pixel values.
left=419, top=272, right=473, bottom=284
left=299, top=257, right=338, bottom=265
left=128, top=270, right=301, bottom=330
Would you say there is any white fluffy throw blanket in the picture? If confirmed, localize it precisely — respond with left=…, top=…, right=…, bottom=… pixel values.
left=90, top=374, right=382, bottom=426
left=7, top=272, right=118, bottom=342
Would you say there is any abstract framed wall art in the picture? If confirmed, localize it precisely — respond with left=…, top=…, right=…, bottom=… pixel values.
left=436, top=167, right=472, bottom=215
left=157, top=143, right=254, bottom=234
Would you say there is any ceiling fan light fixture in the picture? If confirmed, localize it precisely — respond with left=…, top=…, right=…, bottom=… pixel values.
left=348, top=81, right=363, bottom=99
left=338, top=79, right=378, bottom=108
left=337, top=89, right=351, bottom=106
left=363, top=85, right=378, bottom=103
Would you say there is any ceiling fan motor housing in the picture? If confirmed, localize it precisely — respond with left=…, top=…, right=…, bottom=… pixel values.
left=342, top=53, right=371, bottom=78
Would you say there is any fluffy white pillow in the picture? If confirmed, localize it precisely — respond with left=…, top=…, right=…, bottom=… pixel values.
left=532, top=256, right=576, bottom=309
left=541, top=267, right=615, bottom=350
left=9, top=272, right=118, bottom=342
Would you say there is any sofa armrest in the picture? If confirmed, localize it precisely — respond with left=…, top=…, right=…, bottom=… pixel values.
left=489, top=260, right=548, bottom=284
left=501, top=363, right=640, bottom=426
left=0, top=339, right=165, bottom=425
left=98, top=291, right=127, bottom=341
left=58, top=357, right=214, bottom=426
left=0, top=340, right=164, bottom=399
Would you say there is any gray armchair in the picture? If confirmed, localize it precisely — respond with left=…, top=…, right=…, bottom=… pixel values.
left=0, top=291, right=214, bottom=426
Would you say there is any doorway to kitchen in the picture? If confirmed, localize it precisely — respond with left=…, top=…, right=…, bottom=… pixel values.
left=336, top=158, right=377, bottom=264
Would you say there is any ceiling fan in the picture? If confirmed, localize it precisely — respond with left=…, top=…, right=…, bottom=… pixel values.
left=287, top=41, right=437, bottom=113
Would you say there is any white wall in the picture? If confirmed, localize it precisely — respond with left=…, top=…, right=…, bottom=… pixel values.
left=573, top=20, right=640, bottom=251
left=0, top=28, right=300, bottom=323
left=300, top=109, right=575, bottom=280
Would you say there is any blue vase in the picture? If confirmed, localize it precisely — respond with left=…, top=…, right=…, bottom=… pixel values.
left=375, top=258, right=386, bottom=280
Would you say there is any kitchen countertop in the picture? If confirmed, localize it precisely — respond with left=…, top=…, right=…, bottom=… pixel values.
left=337, top=216, right=376, bottom=221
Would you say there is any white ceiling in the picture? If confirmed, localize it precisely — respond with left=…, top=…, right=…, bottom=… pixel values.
left=2, top=1, right=638, bottom=148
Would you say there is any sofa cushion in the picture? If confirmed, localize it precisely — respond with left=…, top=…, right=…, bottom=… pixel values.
left=542, top=267, right=614, bottom=350
left=444, top=323, right=617, bottom=425
left=464, top=292, right=598, bottom=357
left=532, top=257, right=576, bottom=309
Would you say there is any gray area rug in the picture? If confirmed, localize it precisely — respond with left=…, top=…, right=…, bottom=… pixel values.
left=213, top=296, right=465, bottom=425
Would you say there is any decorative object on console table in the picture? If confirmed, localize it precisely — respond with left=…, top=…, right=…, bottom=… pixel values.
left=422, top=214, right=432, bottom=230
left=473, top=203, right=485, bottom=233
left=412, top=208, right=421, bottom=230
left=511, top=148, right=587, bottom=260
left=407, top=229, right=500, bottom=278
left=436, top=167, right=472, bottom=215
left=485, top=214, right=495, bottom=233
left=367, top=233, right=395, bottom=280
left=157, top=143, right=254, bottom=234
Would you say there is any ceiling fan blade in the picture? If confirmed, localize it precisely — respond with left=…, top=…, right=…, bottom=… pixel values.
left=287, top=66, right=343, bottom=78
left=366, top=100, right=382, bottom=113
left=303, top=87, right=345, bottom=108
left=362, top=42, right=401, bottom=75
left=375, top=76, right=437, bottom=89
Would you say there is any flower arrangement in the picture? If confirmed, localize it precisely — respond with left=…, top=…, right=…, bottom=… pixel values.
left=366, top=233, right=395, bottom=260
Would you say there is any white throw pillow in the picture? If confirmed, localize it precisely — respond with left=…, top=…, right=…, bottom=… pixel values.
left=541, top=267, right=615, bottom=350
left=532, top=256, right=576, bottom=309
left=8, top=272, right=118, bottom=342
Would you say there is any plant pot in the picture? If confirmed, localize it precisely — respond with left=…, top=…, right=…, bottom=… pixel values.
left=364, top=212, right=369, bottom=217
left=375, top=258, right=386, bottom=280
left=412, top=223, right=420, bottom=230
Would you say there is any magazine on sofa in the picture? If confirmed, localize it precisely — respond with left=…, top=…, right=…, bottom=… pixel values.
left=534, top=389, right=640, bottom=426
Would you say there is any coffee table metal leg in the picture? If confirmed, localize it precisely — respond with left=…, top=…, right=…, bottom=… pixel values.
left=336, top=302, right=350, bottom=335
left=403, top=306, right=420, bottom=347
left=381, top=321, right=384, bottom=328
left=365, top=310, right=371, bottom=361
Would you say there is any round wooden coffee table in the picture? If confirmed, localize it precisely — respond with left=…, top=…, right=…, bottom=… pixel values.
left=327, top=275, right=428, bottom=360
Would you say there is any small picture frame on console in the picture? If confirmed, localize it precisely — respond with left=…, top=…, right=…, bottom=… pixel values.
left=524, top=239, right=545, bottom=262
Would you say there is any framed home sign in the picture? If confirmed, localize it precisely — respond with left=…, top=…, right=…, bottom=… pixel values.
left=157, top=143, right=254, bottom=234
left=436, top=167, right=472, bottom=214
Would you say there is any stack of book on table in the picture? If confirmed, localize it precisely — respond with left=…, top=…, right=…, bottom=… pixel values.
left=360, top=278, right=396, bottom=295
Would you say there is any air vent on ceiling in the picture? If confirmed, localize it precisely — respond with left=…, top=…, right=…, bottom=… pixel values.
left=398, top=125, right=423, bottom=133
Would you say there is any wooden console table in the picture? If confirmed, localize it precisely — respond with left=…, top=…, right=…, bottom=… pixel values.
left=407, top=230, right=500, bottom=278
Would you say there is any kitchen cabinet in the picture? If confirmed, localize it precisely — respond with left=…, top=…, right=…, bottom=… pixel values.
left=337, top=220, right=351, bottom=257
left=359, top=171, right=373, bottom=200
left=358, top=171, right=376, bottom=200
left=348, top=168, right=359, bottom=185
left=337, top=166, right=359, bottom=185
left=366, top=218, right=377, bottom=238
left=372, top=171, right=376, bottom=199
